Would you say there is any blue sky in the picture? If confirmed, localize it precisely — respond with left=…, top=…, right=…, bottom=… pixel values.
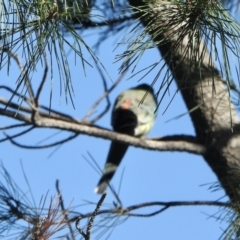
left=0, top=21, right=231, bottom=239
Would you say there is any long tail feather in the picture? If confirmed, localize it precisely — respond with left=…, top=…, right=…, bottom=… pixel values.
left=94, top=141, right=129, bottom=194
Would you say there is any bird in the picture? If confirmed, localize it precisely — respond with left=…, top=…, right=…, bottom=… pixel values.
left=94, top=83, right=158, bottom=194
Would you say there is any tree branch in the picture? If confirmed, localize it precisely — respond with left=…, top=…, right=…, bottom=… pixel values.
left=0, top=102, right=204, bottom=153
left=71, top=200, right=230, bottom=222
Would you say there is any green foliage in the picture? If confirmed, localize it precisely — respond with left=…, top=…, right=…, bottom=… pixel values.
left=0, top=0, right=96, bottom=101
left=118, top=0, right=240, bottom=106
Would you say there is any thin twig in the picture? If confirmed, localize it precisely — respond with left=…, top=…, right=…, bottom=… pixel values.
left=83, top=69, right=126, bottom=123
left=1, top=48, right=35, bottom=106
left=39, top=105, right=78, bottom=122
left=126, top=207, right=169, bottom=217
left=35, top=33, right=49, bottom=104
left=76, top=193, right=107, bottom=239
left=76, top=216, right=87, bottom=239
left=74, top=16, right=134, bottom=29
left=86, top=192, right=107, bottom=239
left=85, top=152, right=123, bottom=206
left=56, top=180, right=75, bottom=240
left=0, top=86, right=31, bottom=104
left=1, top=127, right=34, bottom=143
left=0, top=123, right=30, bottom=130
left=4, top=132, right=78, bottom=149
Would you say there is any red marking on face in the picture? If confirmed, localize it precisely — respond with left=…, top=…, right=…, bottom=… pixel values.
left=121, top=99, right=132, bottom=109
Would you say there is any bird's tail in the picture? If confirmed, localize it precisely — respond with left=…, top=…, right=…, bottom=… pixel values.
left=94, top=141, right=129, bottom=194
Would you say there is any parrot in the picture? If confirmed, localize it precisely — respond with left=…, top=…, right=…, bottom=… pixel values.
left=94, top=84, right=158, bottom=194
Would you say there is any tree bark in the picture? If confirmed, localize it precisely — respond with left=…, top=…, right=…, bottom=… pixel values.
left=128, top=0, right=240, bottom=202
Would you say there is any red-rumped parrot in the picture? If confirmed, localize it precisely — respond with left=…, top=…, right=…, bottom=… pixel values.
left=94, top=84, right=158, bottom=194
